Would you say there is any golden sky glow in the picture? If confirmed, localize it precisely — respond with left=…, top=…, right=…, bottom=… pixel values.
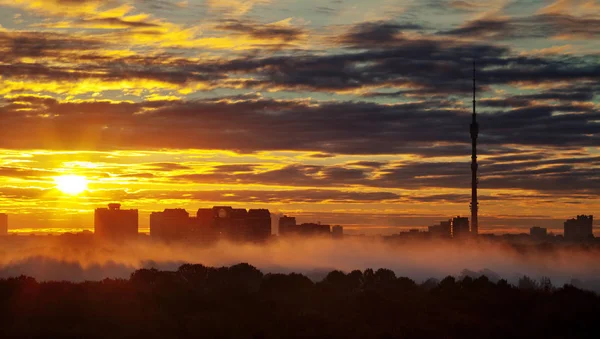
left=54, top=175, right=89, bottom=195
left=0, top=0, right=599, bottom=234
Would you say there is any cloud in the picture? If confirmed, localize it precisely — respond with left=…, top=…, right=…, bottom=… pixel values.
left=373, top=155, right=600, bottom=193
left=537, top=0, right=600, bottom=16
left=0, top=95, right=598, bottom=160
left=336, top=21, right=423, bottom=48
left=216, top=19, right=306, bottom=43
left=206, top=0, right=271, bottom=17
left=102, top=188, right=401, bottom=204
left=1, top=21, right=599, bottom=101
left=441, top=13, right=600, bottom=40
left=212, top=164, right=260, bottom=173
left=134, top=0, right=188, bottom=10
left=145, top=163, right=192, bottom=171
left=0, top=166, right=58, bottom=179
left=480, top=86, right=597, bottom=108
left=0, top=187, right=52, bottom=199
left=447, top=1, right=491, bottom=12
left=346, top=161, right=388, bottom=168
left=0, top=0, right=131, bottom=18
left=72, top=17, right=161, bottom=29
left=167, top=153, right=600, bottom=194
left=0, top=31, right=104, bottom=60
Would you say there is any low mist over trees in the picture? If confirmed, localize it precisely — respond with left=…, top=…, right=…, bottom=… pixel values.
left=1, top=264, right=598, bottom=338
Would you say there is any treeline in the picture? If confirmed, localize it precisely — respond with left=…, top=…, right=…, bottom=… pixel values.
left=0, top=264, right=598, bottom=339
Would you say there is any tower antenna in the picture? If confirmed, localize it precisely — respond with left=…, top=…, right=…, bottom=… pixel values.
left=470, top=61, right=479, bottom=235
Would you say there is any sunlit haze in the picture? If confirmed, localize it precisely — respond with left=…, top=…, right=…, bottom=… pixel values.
left=54, top=175, right=89, bottom=195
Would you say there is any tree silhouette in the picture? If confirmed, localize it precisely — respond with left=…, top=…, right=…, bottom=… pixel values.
left=0, top=265, right=599, bottom=339
left=518, top=275, right=540, bottom=290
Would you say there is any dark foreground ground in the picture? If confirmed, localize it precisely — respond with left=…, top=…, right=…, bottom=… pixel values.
left=0, top=263, right=598, bottom=339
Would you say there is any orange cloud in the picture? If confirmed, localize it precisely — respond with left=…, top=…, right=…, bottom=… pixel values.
left=538, top=0, right=600, bottom=16
left=519, top=44, right=574, bottom=56
left=0, top=0, right=132, bottom=18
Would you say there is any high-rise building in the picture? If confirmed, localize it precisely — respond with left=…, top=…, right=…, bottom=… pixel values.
left=279, top=216, right=297, bottom=236
left=452, top=217, right=470, bottom=239
left=94, top=203, right=138, bottom=240
left=298, top=223, right=331, bottom=237
left=211, top=207, right=246, bottom=240
left=195, top=208, right=218, bottom=242
left=332, top=225, right=344, bottom=239
left=231, top=208, right=248, bottom=241
left=564, top=215, right=593, bottom=241
left=196, top=208, right=213, bottom=226
left=530, top=226, right=548, bottom=239
left=0, top=213, right=7, bottom=236
left=146, top=205, right=272, bottom=243
left=150, top=209, right=192, bottom=241
left=206, top=206, right=271, bottom=242
left=211, top=206, right=235, bottom=239
left=247, top=209, right=271, bottom=242
left=278, top=216, right=332, bottom=238
left=428, top=220, right=452, bottom=238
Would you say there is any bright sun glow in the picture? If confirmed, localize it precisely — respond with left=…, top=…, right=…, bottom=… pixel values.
left=54, top=175, right=89, bottom=195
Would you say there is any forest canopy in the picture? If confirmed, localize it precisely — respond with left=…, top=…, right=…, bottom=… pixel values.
left=1, top=263, right=598, bottom=338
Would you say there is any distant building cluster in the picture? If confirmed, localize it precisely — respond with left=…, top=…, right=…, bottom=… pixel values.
left=150, top=206, right=272, bottom=243
left=278, top=215, right=343, bottom=239
left=421, top=216, right=475, bottom=239
left=428, top=220, right=451, bottom=238
left=91, top=204, right=343, bottom=242
left=530, top=226, right=548, bottom=239
left=1, top=205, right=593, bottom=244
left=452, top=217, right=471, bottom=239
left=392, top=214, right=597, bottom=243
left=524, top=216, right=595, bottom=243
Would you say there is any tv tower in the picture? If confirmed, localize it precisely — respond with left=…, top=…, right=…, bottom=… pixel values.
left=470, top=62, right=479, bottom=235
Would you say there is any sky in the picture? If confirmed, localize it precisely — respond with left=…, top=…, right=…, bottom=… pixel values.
left=0, top=0, right=599, bottom=234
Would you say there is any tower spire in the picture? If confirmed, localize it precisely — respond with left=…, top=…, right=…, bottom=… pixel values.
left=470, top=61, right=479, bottom=235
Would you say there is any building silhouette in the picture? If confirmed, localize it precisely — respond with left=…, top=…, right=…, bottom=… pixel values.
left=212, top=206, right=245, bottom=241
left=0, top=213, right=7, bottom=236
left=247, top=209, right=272, bottom=241
left=332, top=225, right=344, bottom=239
left=428, top=220, right=452, bottom=238
left=94, top=203, right=138, bottom=239
left=564, top=215, right=594, bottom=241
left=279, top=219, right=331, bottom=238
left=298, top=223, right=331, bottom=237
left=230, top=208, right=249, bottom=241
left=148, top=206, right=272, bottom=242
left=150, top=209, right=192, bottom=241
left=452, top=216, right=470, bottom=239
left=278, top=216, right=297, bottom=236
left=196, top=208, right=218, bottom=242
left=530, top=226, right=548, bottom=239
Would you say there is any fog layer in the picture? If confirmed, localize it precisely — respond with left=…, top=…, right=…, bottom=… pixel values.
left=1, top=236, right=599, bottom=287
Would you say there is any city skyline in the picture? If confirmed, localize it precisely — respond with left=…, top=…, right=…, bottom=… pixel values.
left=0, top=0, right=599, bottom=234
left=1, top=203, right=596, bottom=241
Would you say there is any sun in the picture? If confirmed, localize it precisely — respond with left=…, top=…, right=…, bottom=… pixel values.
left=54, top=175, right=89, bottom=195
